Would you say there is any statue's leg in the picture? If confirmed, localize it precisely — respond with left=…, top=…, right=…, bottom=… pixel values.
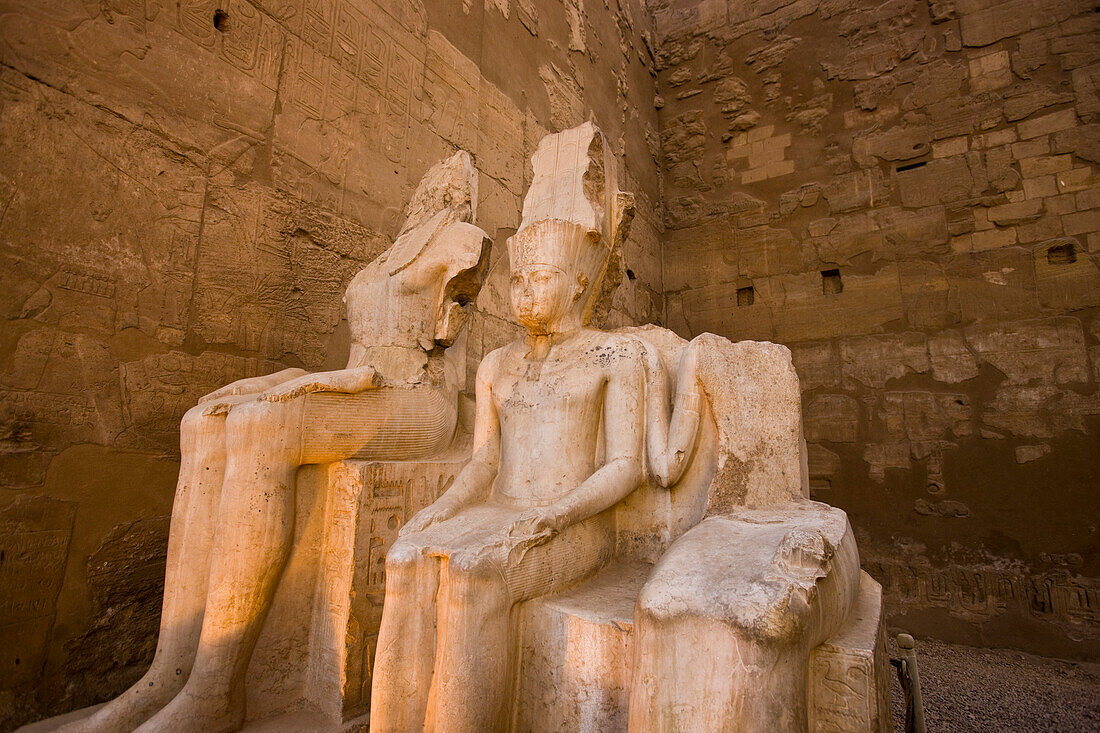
left=134, top=398, right=305, bottom=733
left=424, top=548, right=512, bottom=733
left=424, top=514, right=615, bottom=733
left=369, top=539, right=442, bottom=733
left=58, top=402, right=234, bottom=733
left=628, top=508, right=860, bottom=733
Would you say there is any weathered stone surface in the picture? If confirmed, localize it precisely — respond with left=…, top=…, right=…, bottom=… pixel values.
left=0, top=496, right=76, bottom=687
left=805, top=394, right=861, bottom=443
left=791, top=341, right=841, bottom=391
left=982, top=384, right=1100, bottom=438
left=928, top=330, right=980, bottom=383
left=839, top=333, right=930, bottom=389
left=63, top=517, right=170, bottom=704
left=965, top=317, right=1090, bottom=384
left=654, top=0, right=1100, bottom=663
left=879, top=390, right=973, bottom=442
left=0, top=1, right=664, bottom=726
left=852, top=126, right=931, bottom=167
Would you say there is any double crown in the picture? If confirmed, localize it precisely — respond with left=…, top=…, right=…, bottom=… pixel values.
left=507, top=122, right=634, bottom=307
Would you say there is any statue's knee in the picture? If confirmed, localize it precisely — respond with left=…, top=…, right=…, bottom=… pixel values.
left=224, top=400, right=293, bottom=444
left=448, top=550, right=493, bottom=578
left=180, top=404, right=211, bottom=437
left=637, top=577, right=782, bottom=646
left=445, top=552, right=506, bottom=604
left=225, top=399, right=268, bottom=432
left=386, top=539, right=423, bottom=572
left=636, top=567, right=700, bottom=623
left=383, top=541, right=432, bottom=590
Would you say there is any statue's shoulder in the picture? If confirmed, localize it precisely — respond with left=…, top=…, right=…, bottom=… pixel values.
left=479, top=339, right=522, bottom=376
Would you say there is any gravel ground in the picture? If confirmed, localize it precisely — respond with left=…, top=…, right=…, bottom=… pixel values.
left=887, top=636, right=1100, bottom=732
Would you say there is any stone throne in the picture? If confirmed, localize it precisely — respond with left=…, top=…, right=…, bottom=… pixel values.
left=232, top=424, right=472, bottom=732
left=512, top=327, right=893, bottom=732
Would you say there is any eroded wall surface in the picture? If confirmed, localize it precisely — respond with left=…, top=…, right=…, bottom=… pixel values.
left=651, top=0, right=1099, bottom=659
left=0, top=0, right=661, bottom=725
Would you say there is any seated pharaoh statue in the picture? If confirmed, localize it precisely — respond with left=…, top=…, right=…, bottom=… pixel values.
left=371, top=122, right=890, bottom=733
left=369, top=122, right=643, bottom=732
left=48, top=152, right=491, bottom=733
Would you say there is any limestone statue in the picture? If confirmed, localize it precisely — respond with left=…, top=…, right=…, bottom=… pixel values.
left=33, top=125, right=888, bottom=733
left=56, top=151, right=491, bottom=733
left=370, top=123, right=889, bottom=732
left=369, top=122, right=640, bottom=732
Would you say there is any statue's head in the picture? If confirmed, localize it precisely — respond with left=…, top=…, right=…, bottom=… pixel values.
left=508, top=122, right=634, bottom=335
left=379, top=149, right=490, bottom=352
left=399, top=149, right=478, bottom=236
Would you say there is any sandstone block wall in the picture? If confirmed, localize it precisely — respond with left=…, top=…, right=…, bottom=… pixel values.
left=0, top=0, right=661, bottom=726
left=651, top=0, right=1099, bottom=660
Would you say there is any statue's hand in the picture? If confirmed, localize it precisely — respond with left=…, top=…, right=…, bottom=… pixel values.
left=506, top=508, right=559, bottom=547
left=259, top=367, right=381, bottom=402
left=198, top=369, right=307, bottom=404
left=399, top=500, right=459, bottom=537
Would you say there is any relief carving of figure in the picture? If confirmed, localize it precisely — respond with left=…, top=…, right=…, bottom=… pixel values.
left=59, top=152, right=491, bottom=733
left=369, top=122, right=640, bottom=732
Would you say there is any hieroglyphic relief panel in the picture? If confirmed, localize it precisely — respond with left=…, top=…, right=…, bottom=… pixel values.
left=268, top=0, right=485, bottom=234
left=0, top=330, right=116, bottom=454
left=810, top=648, right=876, bottom=732
left=0, top=0, right=280, bottom=161
left=0, top=70, right=206, bottom=345
left=301, top=457, right=465, bottom=721
left=190, top=183, right=382, bottom=365
left=173, top=0, right=286, bottom=88
left=0, top=496, right=77, bottom=686
left=342, top=459, right=461, bottom=717
left=865, top=559, right=1100, bottom=637
left=808, top=575, right=892, bottom=733
left=119, top=351, right=283, bottom=449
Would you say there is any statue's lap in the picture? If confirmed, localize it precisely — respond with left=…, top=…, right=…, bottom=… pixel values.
left=392, top=504, right=615, bottom=604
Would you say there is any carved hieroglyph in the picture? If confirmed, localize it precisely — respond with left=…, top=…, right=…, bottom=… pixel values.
left=44, top=151, right=489, bottom=733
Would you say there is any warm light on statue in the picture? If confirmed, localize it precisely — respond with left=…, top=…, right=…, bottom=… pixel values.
left=369, top=122, right=644, bottom=732
left=47, top=152, right=490, bottom=733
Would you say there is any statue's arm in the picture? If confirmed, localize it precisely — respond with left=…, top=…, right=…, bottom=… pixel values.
left=198, top=367, right=309, bottom=404
left=399, top=348, right=502, bottom=536
left=647, top=338, right=704, bottom=487
left=257, top=365, right=382, bottom=402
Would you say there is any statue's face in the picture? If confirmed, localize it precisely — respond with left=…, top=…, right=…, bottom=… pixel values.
left=508, top=220, right=595, bottom=335
left=510, top=264, right=575, bottom=334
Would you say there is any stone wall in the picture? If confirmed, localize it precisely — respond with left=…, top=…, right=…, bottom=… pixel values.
left=651, top=0, right=1099, bottom=659
left=0, top=0, right=661, bottom=726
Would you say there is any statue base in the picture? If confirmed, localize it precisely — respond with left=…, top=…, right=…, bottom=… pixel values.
left=516, top=565, right=891, bottom=732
